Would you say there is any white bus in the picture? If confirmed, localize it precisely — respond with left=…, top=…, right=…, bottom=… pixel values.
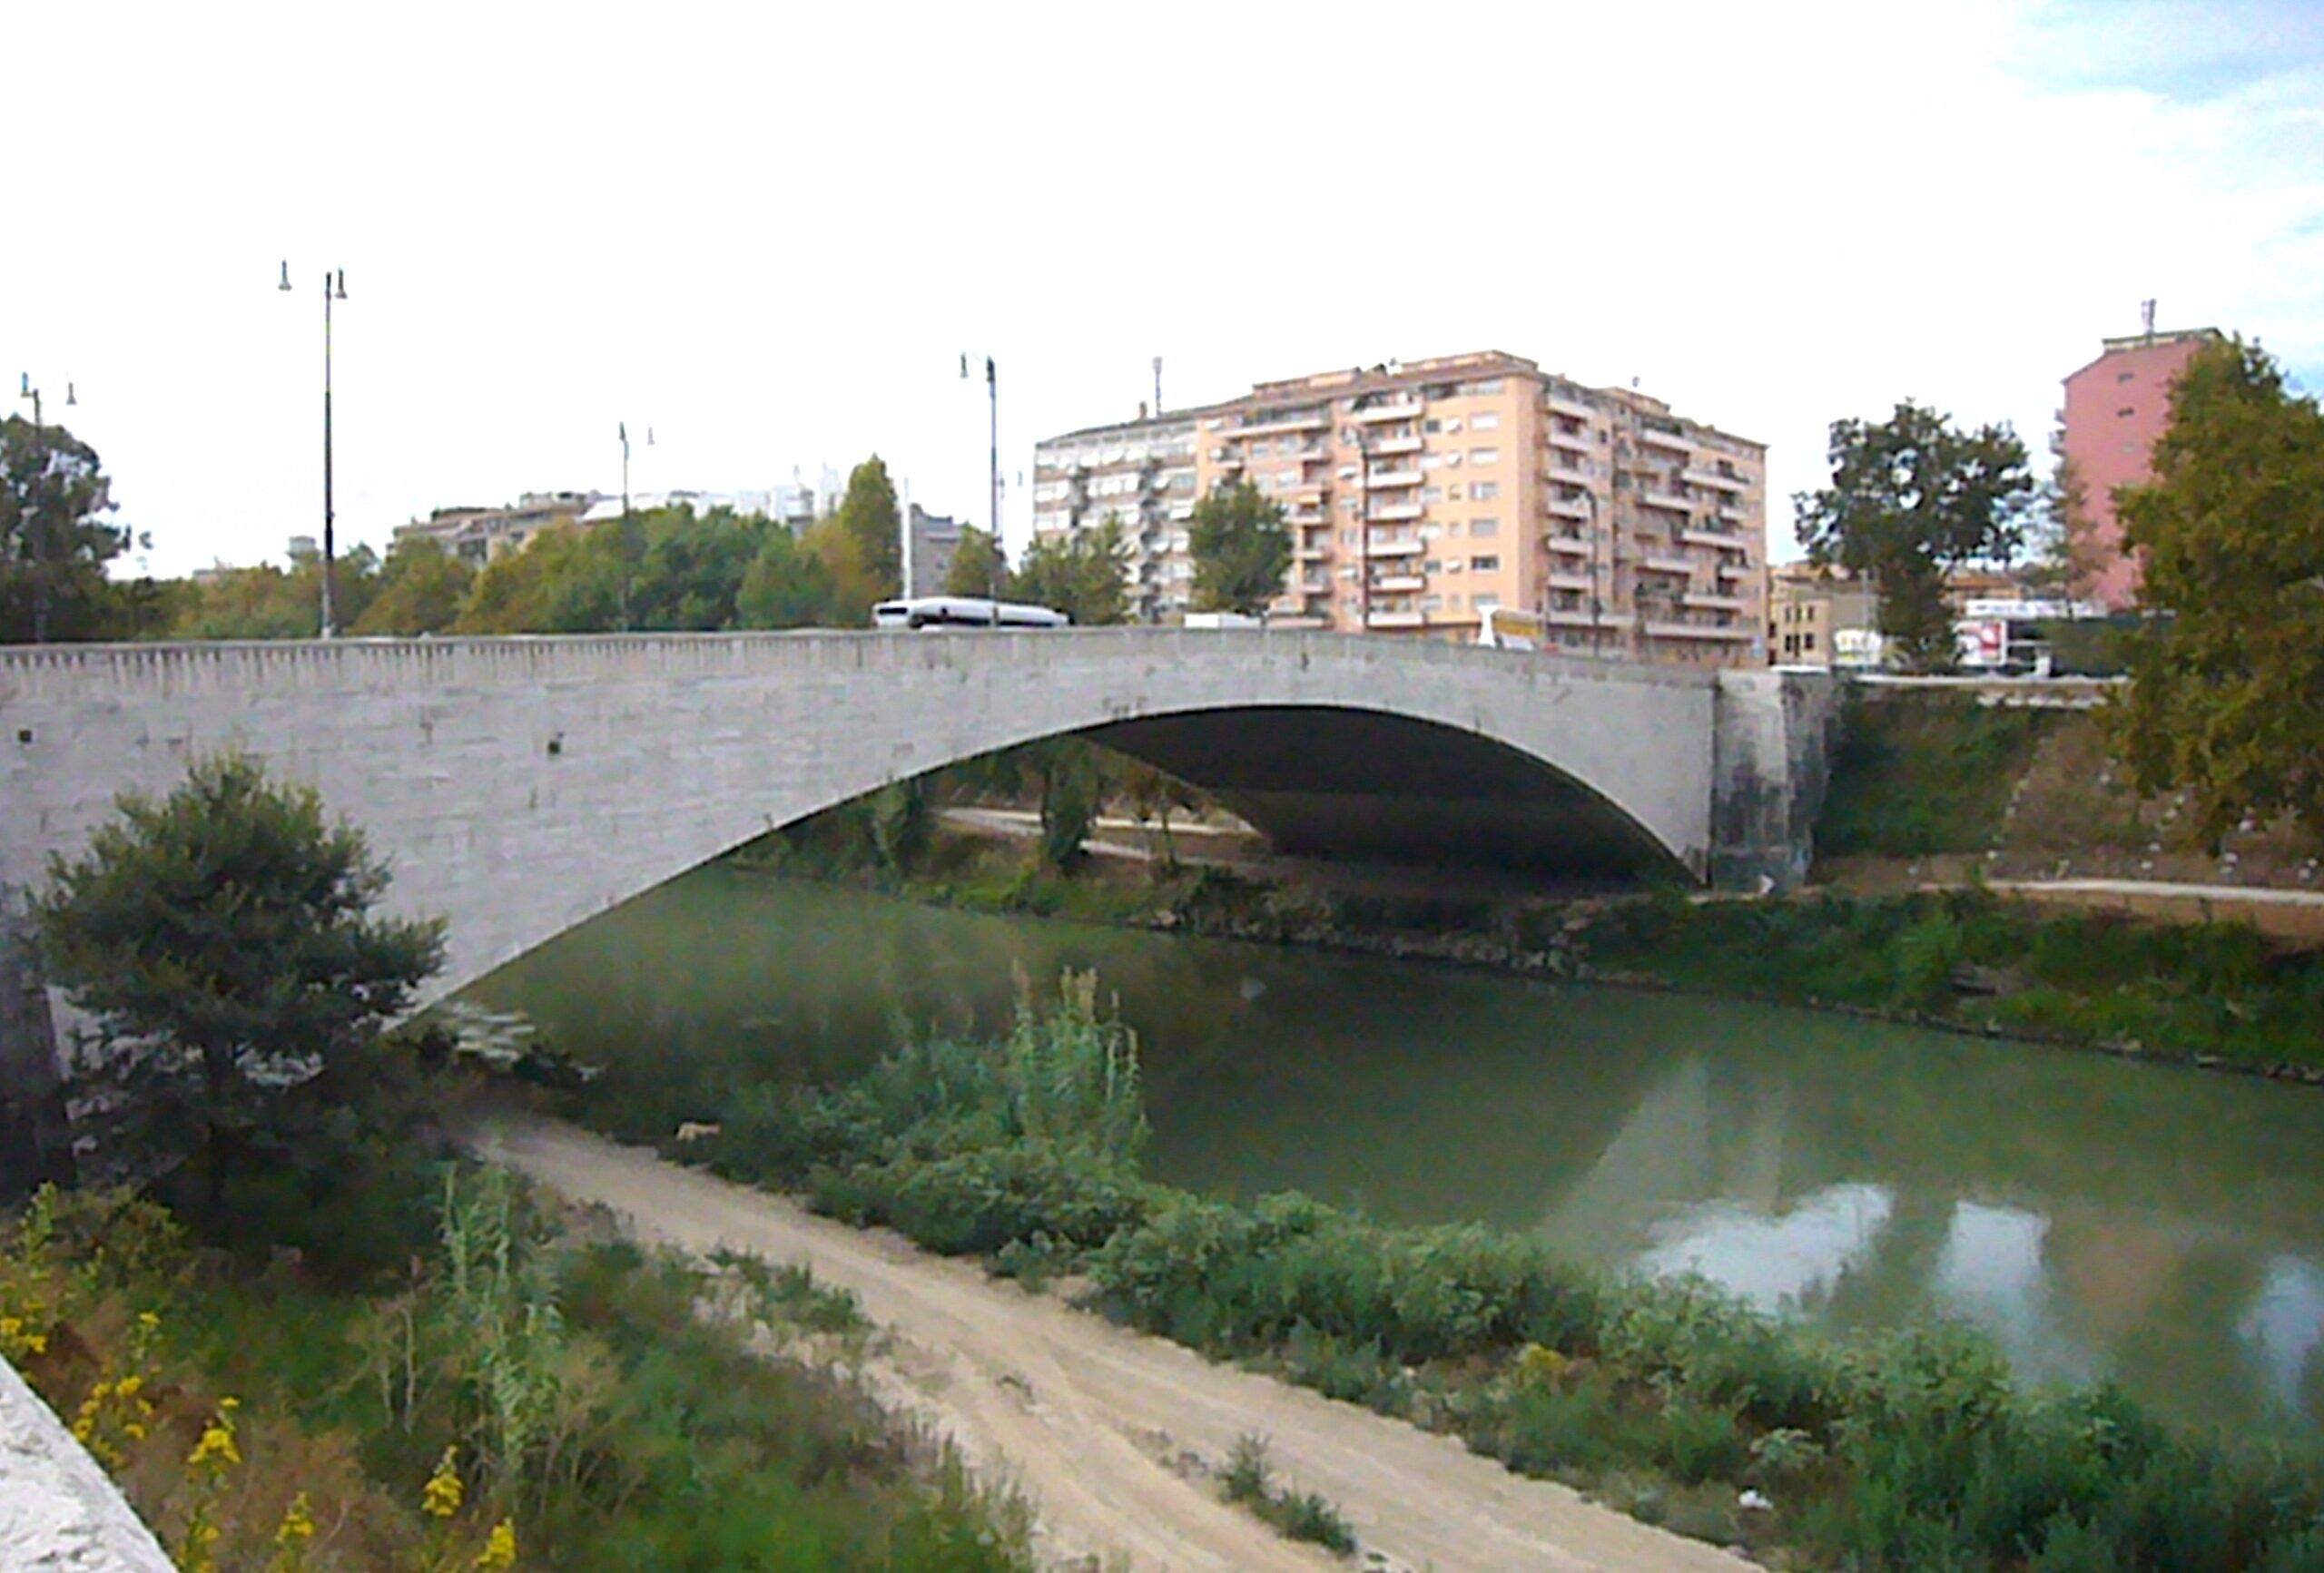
left=871, top=595, right=1072, bottom=631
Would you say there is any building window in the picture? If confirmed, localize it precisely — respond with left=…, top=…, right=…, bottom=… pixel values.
left=1472, top=411, right=1501, bottom=430
left=2117, top=370, right=2134, bottom=383
left=1474, top=594, right=1501, bottom=611
left=1471, top=516, right=1499, bottom=536
left=1447, top=485, right=1464, bottom=501
left=2118, top=407, right=2136, bottom=418
left=1471, top=555, right=1501, bottom=571
left=1803, top=631, right=1817, bottom=651
left=1471, top=481, right=1500, bottom=501
left=1423, top=419, right=1442, bottom=433
left=1425, top=558, right=1443, bottom=574
left=1423, top=486, right=1443, bottom=503
left=1445, top=418, right=1463, bottom=434
left=1470, top=447, right=1500, bottom=466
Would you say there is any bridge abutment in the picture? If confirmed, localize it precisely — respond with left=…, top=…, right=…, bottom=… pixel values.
left=1709, top=669, right=1845, bottom=891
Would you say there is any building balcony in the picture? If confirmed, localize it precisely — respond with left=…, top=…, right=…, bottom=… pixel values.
left=1640, top=554, right=1695, bottom=575
left=1543, top=607, right=1600, bottom=628
left=1717, top=560, right=1756, bottom=581
left=1352, top=398, right=1424, bottom=423
left=1547, top=495, right=1593, bottom=520
left=1366, top=609, right=1427, bottom=629
left=1638, top=426, right=1692, bottom=455
left=1368, top=432, right=1423, bottom=455
left=1546, top=427, right=1593, bottom=454
left=1682, top=467, right=1748, bottom=493
left=1643, top=619, right=1753, bottom=642
left=1365, top=467, right=1424, bottom=488
left=1640, top=489, right=1693, bottom=514
left=1546, top=393, right=1595, bottom=420
left=1546, top=462, right=1594, bottom=486
left=1289, top=507, right=1329, bottom=526
left=1366, top=535, right=1424, bottom=557
left=1294, top=541, right=1330, bottom=561
left=1716, top=504, right=1750, bottom=525
left=1234, top=411, right=1333, bottom=438
left=1681, top=592, right=1748, bottom=612
left=1271, top=614, right=1332, bottom=630
left=1371, top=573, right=1426, bottom=594
left=1546, top=571, right=1594, bottom=593
left=1367, top=501, right=1423, bottom=522
left=1679, top=527, right=1746, bottom=550
left=1544, top=534, right=1592, bottom=556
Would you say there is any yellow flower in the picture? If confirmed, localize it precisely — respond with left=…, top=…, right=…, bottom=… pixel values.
left=275, top=1492, right=317, bottom=1547
left=187, top=1408, right=242, bottom=1471
left=136, top=1311, right=161, bottom=1331
left=422, top=1446, right=464, bottom=1519
left=473, top=1518, right=518, bottom=1570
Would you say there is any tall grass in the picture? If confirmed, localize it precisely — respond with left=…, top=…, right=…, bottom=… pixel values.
left=695, top=988, right=2324, bottom=1571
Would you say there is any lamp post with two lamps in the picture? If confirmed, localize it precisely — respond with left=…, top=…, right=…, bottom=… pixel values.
left=279, top=261, right=350, bottom=638
left=15, top=372, right=76, bottom=429
left=960, top=352, right=1000, bottom=621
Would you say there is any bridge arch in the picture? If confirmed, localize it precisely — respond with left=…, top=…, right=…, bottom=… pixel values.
left=1, top=631, right=1726, bottom=1000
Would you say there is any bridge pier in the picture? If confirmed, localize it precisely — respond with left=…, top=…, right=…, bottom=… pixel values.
left=1709, top=669, right=1844, bottom=891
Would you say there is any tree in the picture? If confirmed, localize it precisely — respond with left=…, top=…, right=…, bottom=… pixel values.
left=2113, top=337, right=2324, bottom=845
left=1, top=415, right=132, bottom=643
left=1794, top=402, right=2037, bottom=673
left=36, top=755, right=445, bottom=1216
left=735, top=526, right=842, bottom=628
left=628, top=505, right=774, bottom=630
left=454, top=525, right=624, bottom=634
left=1188, top=480, right=1292, bottom=616
left=352, top=536, right=475, bottom=635
left=831, top=456, right=902, bottom=603
left=943, top=525, right=1009, bottom=600
left=1014, top=519, right=1129, bottom=625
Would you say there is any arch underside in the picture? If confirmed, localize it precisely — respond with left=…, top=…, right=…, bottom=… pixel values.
left=1073, top=705, right=1683, bottom=881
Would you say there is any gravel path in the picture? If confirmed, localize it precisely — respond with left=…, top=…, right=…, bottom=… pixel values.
left=476, top=1117, right=1748, bottom=1573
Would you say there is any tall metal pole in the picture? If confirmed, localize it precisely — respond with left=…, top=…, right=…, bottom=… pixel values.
left=619, top=421, right=632, bottom=631
left=987, top=356, right=1000, bottom=624
left=321, top=271, right=339, bottom=639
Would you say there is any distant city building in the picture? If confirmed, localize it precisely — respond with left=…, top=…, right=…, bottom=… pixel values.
left=1768, top=563, right=1878, bottom=668
left=1032, top=349, right=1768, bottom=666
left=395, top=491, right=599, bottom=564
left=906, top=504, right=967, bottom=597
left=286, top=535, right=319, bottom=565
left=2059, top=316, right=2224, bottom=612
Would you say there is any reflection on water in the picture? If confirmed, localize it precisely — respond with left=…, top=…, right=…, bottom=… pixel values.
left=469, top=866, right=2324, bottom=1440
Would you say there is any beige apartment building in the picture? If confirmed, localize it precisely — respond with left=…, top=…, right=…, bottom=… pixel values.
left=1031, top=349, right=1767, bottom=666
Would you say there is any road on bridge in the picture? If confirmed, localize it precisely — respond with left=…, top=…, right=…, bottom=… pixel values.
left=476, top=1117, right=1748, bottom=1573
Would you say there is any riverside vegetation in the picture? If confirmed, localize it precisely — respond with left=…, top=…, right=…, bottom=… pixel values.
left=649, top=977, right=2324, bottom=1572
left=0, top=1164, right=1031, bottom=1572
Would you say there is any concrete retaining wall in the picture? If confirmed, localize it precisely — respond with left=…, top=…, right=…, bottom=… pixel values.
left=0, top=1358, right=175, bottom=1572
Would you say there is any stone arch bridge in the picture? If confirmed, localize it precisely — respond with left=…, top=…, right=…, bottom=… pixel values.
left=1, top=631, right=1837, bottom=1004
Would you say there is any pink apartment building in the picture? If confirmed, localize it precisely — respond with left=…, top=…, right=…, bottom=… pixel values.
left=2059, top=323, right=2222, bottom=611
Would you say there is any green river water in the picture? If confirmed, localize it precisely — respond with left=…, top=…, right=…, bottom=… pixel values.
left=468, top=865, right=2324, bottom=1442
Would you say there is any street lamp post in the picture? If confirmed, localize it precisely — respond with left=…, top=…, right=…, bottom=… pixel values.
left=615, top=421, right=654, bottom=630
left=280, top=261, right=350, bottom=638
left=961, top=352, right=1000, bottom=623
left=15, top=372, right=75, bottom=430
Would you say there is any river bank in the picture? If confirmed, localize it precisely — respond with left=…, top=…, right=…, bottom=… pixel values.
left=733, top=820, right=2324, bottom=1086
left=567, top=983, right=2324, bottom=1573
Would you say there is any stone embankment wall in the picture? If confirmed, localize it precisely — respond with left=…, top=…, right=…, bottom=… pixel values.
left=1, top=1358, right=175, bottom=1572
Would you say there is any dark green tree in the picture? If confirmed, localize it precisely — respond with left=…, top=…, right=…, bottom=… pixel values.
left=832, top=456, right=902, bottom=601
left=2114, top=338, right=2324, bottom=844
left=454, top=526, right=624, bottom=633
left=1188, top=480, right=1292, bottom=616
left=1795, top=402, right=2037, bottom=673
left=36, top=755, right=445, bottom=1216
left=736, top=526, right=842, bottom=628
left=943, top=524, right=1009, bottom=600
left=1, top=415, right=133, bottom=643
left=351, top=536, right=475, bottom=635
left=629, top=506, right=773, bottom=630
left=1014, top=518, right=1128, bottom=624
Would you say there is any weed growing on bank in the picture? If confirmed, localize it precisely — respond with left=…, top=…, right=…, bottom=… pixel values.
left=1218, top=1434, right=1358, bottom=1555
left=3, top=1170, right=1033, bottom=1573
left=684, top=980, right=2324, bottom=1572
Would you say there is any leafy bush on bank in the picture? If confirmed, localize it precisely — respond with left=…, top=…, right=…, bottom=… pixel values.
left=690, top=984, right=2324, bottom=1571
left=1817, top=692, right=2056, bottom=858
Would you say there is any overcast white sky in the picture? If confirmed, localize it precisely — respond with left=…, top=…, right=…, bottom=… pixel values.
left=6, top=0, right=2319, bottom=577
